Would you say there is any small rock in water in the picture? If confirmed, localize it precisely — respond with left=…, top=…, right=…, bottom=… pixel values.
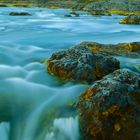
left=64, top=11, right=79, bottom=17
left=78, top=69, right=140, bottom=140
left=70, top=11, right=80, bottom=17
left=64, top=14, right=72, bottom=17
left=9, top=12, right=31, bottom=16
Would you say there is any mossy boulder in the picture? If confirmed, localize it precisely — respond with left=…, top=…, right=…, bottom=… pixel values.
left=47, top=45, right=120, bottom=83
left=120, top=15, right=140, bottom=24
left=78, top=69, right=140, bottom=140
left=9, top=12, right=31, bottom=16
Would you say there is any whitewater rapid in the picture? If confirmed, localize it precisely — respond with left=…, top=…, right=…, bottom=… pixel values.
left=0, top=7, right=140, bottom=140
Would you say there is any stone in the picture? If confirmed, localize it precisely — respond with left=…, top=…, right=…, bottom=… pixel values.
left=9, top=12, right=31, bottom=16
left=70, top=11, right=80, bottom=17
left=78, top=41, right=140, bottom=57
left=64, top=11, right=80, bottom=17
left=47, top=45, right=120, bottom=83
left=78, top=69, right=140, bottom=140
left=64, top=14, right=72, bottom=17
left=120, top=15, right=140, bottom=24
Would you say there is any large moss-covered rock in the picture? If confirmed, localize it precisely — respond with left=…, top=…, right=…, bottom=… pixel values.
left=120, top=15, right=140, bottom=24
left=47, top=45, right=120, bottom=83
left=78, top=69, right=140, bottom=140
left=9, top=12, right=31, bottom=16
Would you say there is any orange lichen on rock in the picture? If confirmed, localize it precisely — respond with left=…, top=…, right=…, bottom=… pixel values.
left=78, top=69, right=140, bottom=140
left=117, top=43, right=140, bottom=52
left=78, top=41, right=140, bottom=56
left=47, top=44, right=120, bottom=83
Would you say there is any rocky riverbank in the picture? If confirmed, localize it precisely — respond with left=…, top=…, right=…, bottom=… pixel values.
left=72, top=0, right=140, bottom=15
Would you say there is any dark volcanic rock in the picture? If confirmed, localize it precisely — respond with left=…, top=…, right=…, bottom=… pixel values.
left=9, top=12, right=31, bottom=16
left=47, top=45, right=120, bottom=83
left=78, top=69, right=140, bottom=140
left=120, top=15, right=140, bottom=24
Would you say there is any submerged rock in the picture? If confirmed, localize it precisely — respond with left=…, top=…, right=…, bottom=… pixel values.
left=78, top=69, right=140, bottom=140
left=47, top=45, right=120, bottom=83
left=120, top=15, right=140, bottom=24
left=9, top=12, right=31, bottom=16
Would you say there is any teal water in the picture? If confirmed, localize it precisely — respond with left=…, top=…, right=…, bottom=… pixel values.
left=0, top=7, right=140, bottom=140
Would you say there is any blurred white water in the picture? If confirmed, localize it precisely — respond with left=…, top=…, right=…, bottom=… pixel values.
left=45, top=117, right=80, bottom=140
left=0, top=7, right=139, bottom=140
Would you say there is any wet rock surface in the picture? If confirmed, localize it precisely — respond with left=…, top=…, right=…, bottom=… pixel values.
left=9, top=12, right=31, bottom=16
left=78, top=69, right=140, bottom=140
left=47, top=45, right=120, bottom=83
left=120, top=15, right=140, bottom=24
left=78, top=41, right=140, bottom=57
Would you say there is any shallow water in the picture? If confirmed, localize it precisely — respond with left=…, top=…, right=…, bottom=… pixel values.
left=0, top=7, right=140, bottom=140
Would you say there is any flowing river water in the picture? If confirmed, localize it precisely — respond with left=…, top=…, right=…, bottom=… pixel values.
left=0, top=7, right=140, bottom=140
